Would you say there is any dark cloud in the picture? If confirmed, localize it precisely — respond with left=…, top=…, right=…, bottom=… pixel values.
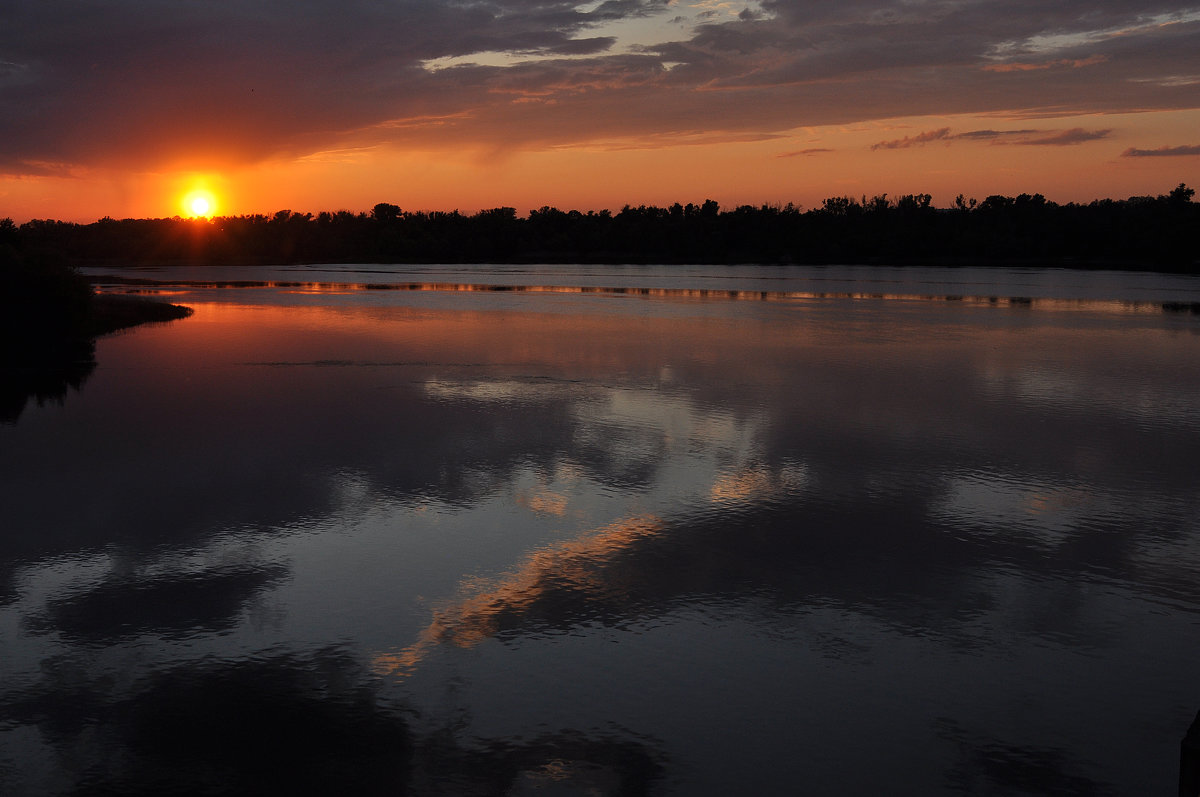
left=0, top=0, right=665, bottom=173
left=956, top=129, right=1041, bottom=139
left=777, top=147, right=834, bottom=157
left=1122, top=143, right=1200, bottom=156
left=871, top=127, right=953, bottom=150
left=1018, top=127, right=1112, bottom=145
left=1, top=0, right=1197, bottom=173
left=871, top=126, right=1113, bottom=150
left=543, top=36, right=617, bottom=55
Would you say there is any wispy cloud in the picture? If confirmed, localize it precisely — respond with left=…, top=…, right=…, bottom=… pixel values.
left=1020, top=128, right=1112, bottom=146
left=870, top=128, right=953, bottom=150
left=1122, top=144, right=1200, bottom=157
left=777, top=148, right=834, bottom=158
left=1129, top=74, right=1200, bottom=87
left=981, top=54, right=1108, bottom=72
left=871, top=126, right=1112, bottom=150
left=954, top=129, right=1040, bottom=139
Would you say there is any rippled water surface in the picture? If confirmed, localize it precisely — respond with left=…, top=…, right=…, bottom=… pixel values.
left=3, top=264, right=1200, bottom=795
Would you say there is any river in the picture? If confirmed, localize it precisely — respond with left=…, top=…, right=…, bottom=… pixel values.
left=2, top=263, right=1199, bottom=795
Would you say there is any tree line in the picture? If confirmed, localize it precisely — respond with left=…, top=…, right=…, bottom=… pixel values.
left=1, top=184, right=1196, bottom=270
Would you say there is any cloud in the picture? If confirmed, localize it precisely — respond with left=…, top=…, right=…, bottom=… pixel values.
left=1018, top=127, right=1112, bottom=146
left=870, top=128, right=953, bottom=150
left=954, top=129, right=1040, bottom=139
left=543, top=36, right=618, bottom=56
left=1129, top=74, right=1200, bottom=87
left=871, top=126, right=1112, bottom=150
left=777, top=148, right=834, bottom=158
left=981, top=54, right=1108, bottom=72
left=1121, top=144, right=1200, bottom=156
left=0, top=0, right=668, bottom=173
left=1, top=0, right=1198, bottom=174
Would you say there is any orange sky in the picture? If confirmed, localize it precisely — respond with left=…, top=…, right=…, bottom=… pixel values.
left=1, top=2, right=1197, bottom=221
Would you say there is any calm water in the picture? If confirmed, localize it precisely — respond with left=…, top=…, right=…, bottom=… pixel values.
left=3, top=264, right=1200, bottom=795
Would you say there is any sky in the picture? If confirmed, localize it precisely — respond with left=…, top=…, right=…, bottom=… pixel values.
left=1, top=0, right=1198, bottom=221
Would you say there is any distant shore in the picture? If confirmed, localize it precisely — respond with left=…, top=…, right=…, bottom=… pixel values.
left=5, top=184, right=1196, bottom=273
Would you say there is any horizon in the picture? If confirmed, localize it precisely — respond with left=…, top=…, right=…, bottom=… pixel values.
left=5, top=181, right=1195, bottom=227
left=1, top=3, right=1198, bottom=222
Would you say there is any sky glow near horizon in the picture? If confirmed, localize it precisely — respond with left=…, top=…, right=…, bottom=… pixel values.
left=0, top=0, right=1197, bottom=221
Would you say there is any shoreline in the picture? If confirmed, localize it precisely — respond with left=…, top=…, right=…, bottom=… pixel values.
left=70, top=254, right=1200, bottom=273
left=87, top=293, right=193, bottom=338
left=2, top=293, right=192, bottom=423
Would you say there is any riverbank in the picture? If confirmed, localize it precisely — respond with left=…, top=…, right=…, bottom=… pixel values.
left=2, top=247, right=192, bottom=354
left=1, top=260, right=192, bottom=422
left=7, top=184, right=1197, bottom=272
left=88, top=293, right=193, bottom=337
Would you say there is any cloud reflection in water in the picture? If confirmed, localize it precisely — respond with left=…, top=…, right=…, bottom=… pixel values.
left=1, top=274, right=1199, bottom=795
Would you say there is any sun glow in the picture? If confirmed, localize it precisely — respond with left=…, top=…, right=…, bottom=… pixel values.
left=182, top=189, right=217, bottom=218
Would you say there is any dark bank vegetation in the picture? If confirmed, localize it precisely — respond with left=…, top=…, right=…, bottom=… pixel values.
left=1, top=245, right=192, bottom=422
left=2, top=184, right=1197, bottom=271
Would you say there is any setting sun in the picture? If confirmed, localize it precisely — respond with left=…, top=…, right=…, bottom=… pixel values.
left=182, top=190, right=217, bottom=218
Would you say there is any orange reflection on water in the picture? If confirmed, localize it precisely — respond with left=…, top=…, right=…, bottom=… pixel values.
left=95, top=277, right=1195, bottom=315
left=709, top=463, right=809, bottom=505
left=516, top=488, right=570, bottom=516
left=1024, top=487, right=1090, bottom=516
left=119, top=298, right=806, bottom=382
left=372, top=514, right=662, bottom=677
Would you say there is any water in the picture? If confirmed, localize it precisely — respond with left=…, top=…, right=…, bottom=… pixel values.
left=3, top=264, right=1199, bottom=795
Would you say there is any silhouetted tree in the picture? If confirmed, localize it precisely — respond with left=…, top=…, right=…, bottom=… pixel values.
left=371, top=203, right=401, bottom=223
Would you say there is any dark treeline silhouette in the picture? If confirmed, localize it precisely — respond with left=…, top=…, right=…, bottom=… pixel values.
left=2, top=184, right=1197, bottom=270
left=1, top=244, right=191, bottom=422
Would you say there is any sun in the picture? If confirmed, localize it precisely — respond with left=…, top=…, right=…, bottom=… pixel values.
left=182, top=190, right=218, bottom=218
